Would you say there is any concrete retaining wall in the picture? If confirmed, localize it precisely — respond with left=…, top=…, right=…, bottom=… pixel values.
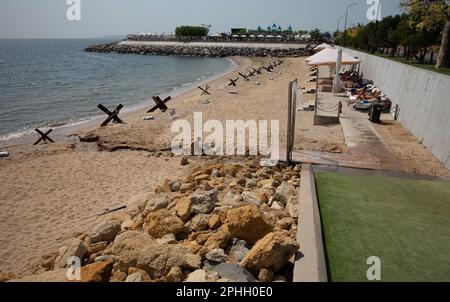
left=341, top=48, right=450, bottom=170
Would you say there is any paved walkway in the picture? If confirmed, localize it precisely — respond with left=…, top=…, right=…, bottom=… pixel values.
left=282, top=94, right=404, bottom=172
left=339, top=105, right=403, bottom=171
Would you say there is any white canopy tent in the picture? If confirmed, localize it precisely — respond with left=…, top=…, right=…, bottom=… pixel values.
left=306, top=48, right=361, bottom=96
left=305, top=48, right=360, bottom=66
left=313, top=43, right=334, bottom=52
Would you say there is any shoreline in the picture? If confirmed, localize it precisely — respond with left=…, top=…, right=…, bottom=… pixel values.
left=0, top=57, right=239, bottom=148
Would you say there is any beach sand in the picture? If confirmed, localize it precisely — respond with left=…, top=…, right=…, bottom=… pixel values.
left=0, top=56, right=447, bottom=276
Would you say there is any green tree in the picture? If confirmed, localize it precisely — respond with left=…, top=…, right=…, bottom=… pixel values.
left=309, top=28, right=323, bottom=42
left=175, top=26, right=209, bottom=37
left=401, top=0, right=450, bottom=68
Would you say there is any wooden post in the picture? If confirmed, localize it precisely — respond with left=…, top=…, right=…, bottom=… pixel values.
left=314, top=66, right=319, bottom=116
left=287, top=79, right=298, bottom=164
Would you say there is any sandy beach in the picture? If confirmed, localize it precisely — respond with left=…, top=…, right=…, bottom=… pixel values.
left=0, top=56, right=448, bottom=277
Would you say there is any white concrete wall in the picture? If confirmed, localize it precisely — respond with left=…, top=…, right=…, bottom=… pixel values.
left=341, top=48, right=450, bottom=170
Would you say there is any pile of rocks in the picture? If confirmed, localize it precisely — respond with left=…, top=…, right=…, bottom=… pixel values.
left=85, top=42, right=307, bottom=58
left=12, top=160, right=301, bottom=282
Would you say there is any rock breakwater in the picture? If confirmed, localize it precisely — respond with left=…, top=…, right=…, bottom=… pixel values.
left=85, top=41, right=311, bottom=58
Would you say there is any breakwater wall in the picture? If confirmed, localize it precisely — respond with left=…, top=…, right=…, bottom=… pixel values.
left=342, top=47, right=450, bottom=170
left=85, top=40, right=311, bottom=57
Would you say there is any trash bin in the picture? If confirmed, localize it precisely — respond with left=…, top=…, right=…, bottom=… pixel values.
left=369, top=104, right=383, bottom=124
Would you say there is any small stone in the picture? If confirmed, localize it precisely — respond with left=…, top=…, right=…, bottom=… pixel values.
left=246, top=179, right=257, bottom=189
left=190, top=214, right=210, bottom=232
left=204, top=263, right=256, bottom=282
left=156, top=234, right=177, bottom=245
left=223, top=192, right=242, bottom=204
left=145, top=209, right=185, bottom=238
left=143, top=196, right=169, bottom=216
left=276, top=217, right=296, bottom=231
left=143, top=116, right=155, bottom=121
left=206, top=249, right=229, bottom=263
left=271, top=201, right=285, bottom=210
left=258, top=179, right=279, bottom=188
left=181, top=156, right=190, bottom=166
left=195, top=174, right=210, bottom=182
left=211, top=169, right=220, bottom=178
left=227, top=239, right=250, bottom=263
left=186, top=269, right=207, bottom=282
left=241, top=191, right=262, bottom=206
left=206, top=271, right=221, bottom=282
left=88, top=241, right=109, bottom=255
left=273, top=275, right=288, bottom=282
left=94, top=255, right=117, bottom=263
left=165, top=266, right=184, bottom=282
left=179, top=183, right=193, bottom=194
left=286, top=196, right=299, bottom=218
left=198, top=226, right=232, bottom=257
left=208, top=214, right=222, bottom=230
left=175, top=196, right=192, bottom=220
left=190, top=189, right=218, bottom=214
left=170, top=180, right=181, bottom=192
left=258, top=269, right=274, bottom=282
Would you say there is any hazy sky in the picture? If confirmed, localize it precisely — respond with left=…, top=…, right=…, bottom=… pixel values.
left=0, top=0, right=403, bottom=38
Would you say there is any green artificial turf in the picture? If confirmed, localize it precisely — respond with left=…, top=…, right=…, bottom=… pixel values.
left=315, top=171, right=450, bottom=282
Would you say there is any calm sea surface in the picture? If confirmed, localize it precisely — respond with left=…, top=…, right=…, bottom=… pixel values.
left=0, top=39, right=234, bottom=141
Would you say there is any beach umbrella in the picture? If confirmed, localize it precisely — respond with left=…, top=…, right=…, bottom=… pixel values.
left=240, top=35, right=247, bottom=38
left=267, top=35, right=274, bottom=38
left=305, top=48, right=360, bottom=66
left=257, top=34, right=265, bottom=38
left=276, top=35, right=283, bottom=38
left=249, top=35, right=256, bottom=38
left=232, top=34, right=239, bottom=38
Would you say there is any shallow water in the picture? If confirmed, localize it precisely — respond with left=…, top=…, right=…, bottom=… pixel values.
left=0, top=39, right=233, bottom=141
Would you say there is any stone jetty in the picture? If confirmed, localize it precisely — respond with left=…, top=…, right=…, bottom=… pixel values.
left=85, top=40, right=312, bottom=58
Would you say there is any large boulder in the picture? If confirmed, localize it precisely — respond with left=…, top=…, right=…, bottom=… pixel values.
left=89, top=220, right=122, bottom=244
left=80, top=260, right=114, bottom=282
left=105, top=231, right=201, bottom=279
left=145, top=209, right=184, bottom=238
left=55, top=238, right=88, bottom=268
left=225, top=205, right=273, bottom=244
left=190, top=190, right=218, bottom=214
left=143, top=196, right=169, bottom=216
left=241, top=232, right=299, bottom=275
